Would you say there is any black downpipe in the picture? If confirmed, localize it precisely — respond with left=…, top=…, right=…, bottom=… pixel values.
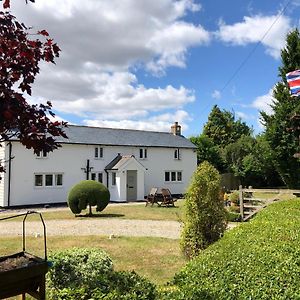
left=7, top=142, right=12, bottom=207
left=105, top=169, right=109, bottom=188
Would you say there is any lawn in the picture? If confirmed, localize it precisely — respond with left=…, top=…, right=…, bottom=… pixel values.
left=1, top=200, right=185, bottom=222
left=0, top=235, right=186, bottom=285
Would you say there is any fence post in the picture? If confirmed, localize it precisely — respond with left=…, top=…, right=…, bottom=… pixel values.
left=239, top=185, right=244, bottom=220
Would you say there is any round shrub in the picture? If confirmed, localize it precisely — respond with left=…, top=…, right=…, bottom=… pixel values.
left=68, top=180, right=110, bottom=214
left=229, top=191, right=239, bottom=205
left=180, top=161, right=227, bottom=258
left=47, top=248, right=113, bottom=299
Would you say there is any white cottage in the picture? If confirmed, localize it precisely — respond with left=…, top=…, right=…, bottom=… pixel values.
left=0, top=122, right=197, bottom=207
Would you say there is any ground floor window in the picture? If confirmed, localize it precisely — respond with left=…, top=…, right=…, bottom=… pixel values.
left=91, top=172, right=103, bottom=183
left=34, top=173, right=63, bottom=187
left=164, top=171, right=182, bottom=182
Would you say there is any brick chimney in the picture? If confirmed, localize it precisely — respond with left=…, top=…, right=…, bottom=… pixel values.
left=171, top=122, right=181, bottom=136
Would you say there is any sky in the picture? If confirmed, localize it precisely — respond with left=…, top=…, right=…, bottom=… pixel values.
left=6, top=0, right=300, bottom=137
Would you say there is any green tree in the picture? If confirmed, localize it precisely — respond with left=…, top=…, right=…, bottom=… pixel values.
left=180, top=161, right=227, bottom=259
left=261, top=29, right=300, bottom=188
left=189, top=134, right=226, bottom=171
left=203, top=105, right=251, bottom=147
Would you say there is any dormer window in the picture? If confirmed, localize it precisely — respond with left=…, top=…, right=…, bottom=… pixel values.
left=95, top=146, right=103, bottom=159
left=139, top=148, right=147, bottom=159
left=174, top=148, right=181, bottom=160
left=36, top=150, right=48, bottom=158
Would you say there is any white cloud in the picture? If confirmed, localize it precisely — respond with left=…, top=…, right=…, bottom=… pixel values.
left=216, top=14, right=291, bottom=58
left=83, top=110, right=191, bottom=133
left=251, top=89, right=274, bottom=115
left=211, top=90, right=221, bottom=99
left=9, top=0, right=204, bottom=131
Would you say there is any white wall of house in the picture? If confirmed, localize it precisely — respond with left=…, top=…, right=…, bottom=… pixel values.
left=1, top=141, right=196, bottom=206
left=0, top=143, right=6, bottom=207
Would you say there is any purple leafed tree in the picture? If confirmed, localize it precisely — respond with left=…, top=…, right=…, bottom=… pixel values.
left=0, top=0, right=67, bottom=173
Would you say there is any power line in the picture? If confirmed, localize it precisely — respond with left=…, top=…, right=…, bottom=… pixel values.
left=198, top=0, right=293, bottom=120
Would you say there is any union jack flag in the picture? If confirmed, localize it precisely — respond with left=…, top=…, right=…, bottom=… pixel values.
left=286, top=69, right=300, bottom=97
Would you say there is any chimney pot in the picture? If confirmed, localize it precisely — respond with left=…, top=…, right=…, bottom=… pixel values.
left=171, top=122, right=181, bottom=136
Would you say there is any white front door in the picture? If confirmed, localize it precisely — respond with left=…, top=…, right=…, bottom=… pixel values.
left=126, top=170, right=137, bottom=201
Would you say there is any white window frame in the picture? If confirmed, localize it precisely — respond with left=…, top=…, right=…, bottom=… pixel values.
left=139, top=148, right=147, bottom=159
left=36, top=150, right=48, bottom=159
left=164, top=171, right=182, bottom=183
left=94, top=146, right=104, bottom=159
left=91, top=172, right=103, bottom=183
left=112, top=172, right=116, bottom=186
left=34, top=173, right=63, bottom=187
left=174, top=148, right=181, bottom=160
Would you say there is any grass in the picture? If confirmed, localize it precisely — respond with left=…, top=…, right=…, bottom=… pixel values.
left=0, top=235, right=186, bottom=285
left=1, top=200, right=185, bottom=222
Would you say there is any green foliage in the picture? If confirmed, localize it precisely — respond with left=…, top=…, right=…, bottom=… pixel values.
left=261, top=29, right=300, bottom=188
left=226, top=211, right=241, bottom=222
left=189, top=134, right=226, bottom=171
left=47, top=248, right=157, bottom=300
left=163, top=199, right=300, bottom=299
left=228, top=191, right=239, bottom=205
left=203, top=105, right=251, bottom=148
left=67, top=180, right=110, bottom=215
left=180, top=161, right=227, bottom=258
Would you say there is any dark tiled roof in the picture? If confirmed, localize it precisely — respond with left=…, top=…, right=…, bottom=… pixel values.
left=57, top=125, right=196, bottom=149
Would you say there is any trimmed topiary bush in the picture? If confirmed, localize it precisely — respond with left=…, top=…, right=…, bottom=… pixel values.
left=47, top=248, right=157, bottom=300
left=67, top=180, right=110, bottom=215
left=180, top=161, right=227, bottom=259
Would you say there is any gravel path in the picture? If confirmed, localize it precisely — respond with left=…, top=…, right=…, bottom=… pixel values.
left=0, top=219, right=182, bottom=239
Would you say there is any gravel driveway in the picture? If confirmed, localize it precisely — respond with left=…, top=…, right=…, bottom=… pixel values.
left=0, top=218, right=182, bottom=239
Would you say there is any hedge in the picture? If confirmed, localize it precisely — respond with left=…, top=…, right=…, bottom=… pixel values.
left=162, top=199, right=300, bottom=299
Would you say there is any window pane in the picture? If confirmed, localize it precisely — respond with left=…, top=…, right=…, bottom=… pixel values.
left=139, top=149, right=143, bottom=158
left=56, top=174, right=63, bottom=186
left=91, top=173, right=96, bottom=180
left=36, top=152, right=41, bottom=157
left=177, top=172, right=182, bottom=181
left=165, top=172, right=170, bottom=182
left=112, top=172, right=116, bottom=185
left=95, top=147, right=98, bottom=158
left=100, top=147, right=103, bottom=158
left=98, top=173, right=103, bottom=183
left=171, top=172, right=176, bottom=181
left=144, top=149, right=147, bottom=159
left=43, top=150, right=47, bottom=157
left=35, top=175, right=43, bottom=186
left=174, top=150, right=177, bottom=159
left=45, top=174, right=53, bottom=186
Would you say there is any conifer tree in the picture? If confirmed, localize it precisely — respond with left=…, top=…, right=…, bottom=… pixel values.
left=261, top=29, right=300, bottom=188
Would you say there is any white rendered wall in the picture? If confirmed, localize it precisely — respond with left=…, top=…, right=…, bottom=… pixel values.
left=0, top=143, right=6, bottom=206
left=7, top=141, right=196, bottom=206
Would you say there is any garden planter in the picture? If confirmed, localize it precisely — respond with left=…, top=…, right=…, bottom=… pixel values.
left=0, top=211, right=48, bottom=300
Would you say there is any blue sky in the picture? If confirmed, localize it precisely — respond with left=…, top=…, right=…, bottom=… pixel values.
left=8, top=0, right=300, bottom=136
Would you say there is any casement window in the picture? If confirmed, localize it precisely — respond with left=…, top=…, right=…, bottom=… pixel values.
left=91, top=172, right=103, bottom=183
left=36, top=150, right=48, bottom=158
left=34, top=173, right=63, bottom=187
left=94, top=146, right=103, bottom=159
left=112, top=172, right=116, bottom=186
left=164, top=171, right=182, bottom=182
left=139, top=148, right=147, bottom=159
left=174, top=148, right=181, bottom=160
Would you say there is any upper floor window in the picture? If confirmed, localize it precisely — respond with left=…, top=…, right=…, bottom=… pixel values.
left=174, top=148, right=181, bottom=160
left=91, top=172, right=103, bottom=183
left=139, top=148, right=147, bottom=159
left=95, top=146, right=103, bottom=159
left=36, top=150, right=48, bottom=158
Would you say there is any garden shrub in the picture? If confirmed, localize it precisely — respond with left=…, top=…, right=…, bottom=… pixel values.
left=180, top=161, right=227, bottom=259
left=47, top=248, right=157, bottom=300
left=226, top=211, right=241, bottom=222
left=228, top=190, right=239, bottom=205
left=164, top=199, right=300, bottom=299
left=67, top=180, right=110, bottom=215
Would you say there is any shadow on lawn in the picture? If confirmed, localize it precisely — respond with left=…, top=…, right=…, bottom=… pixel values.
left=75, top=213, right=124, bottom=218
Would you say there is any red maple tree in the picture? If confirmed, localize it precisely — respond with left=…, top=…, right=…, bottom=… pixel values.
left=0, top=0, right=67, bottom=172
